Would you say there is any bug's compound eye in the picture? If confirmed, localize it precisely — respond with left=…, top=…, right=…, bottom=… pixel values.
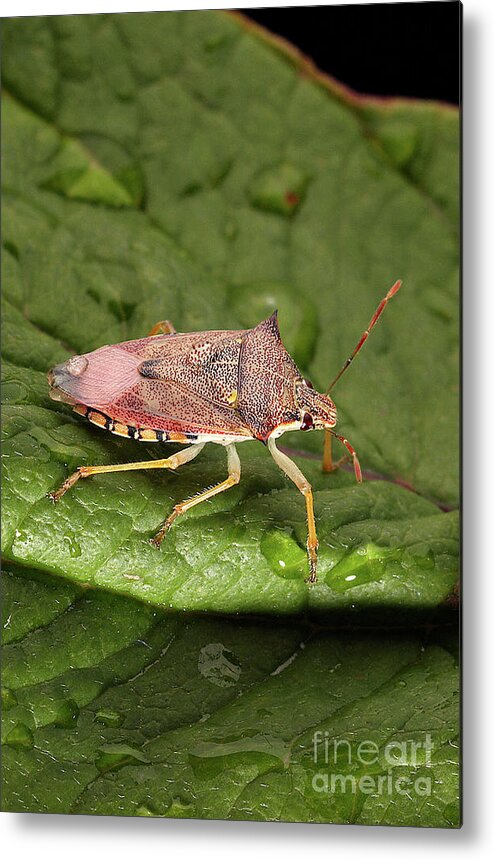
left=301, top=412, right=314, bottom=431
left=66, top=355, right=89, bottom=377
left=303, top=377, right=314, bottom=389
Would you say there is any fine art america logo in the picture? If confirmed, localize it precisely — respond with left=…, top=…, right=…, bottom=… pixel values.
left=312, top=731, right=433, bottom=798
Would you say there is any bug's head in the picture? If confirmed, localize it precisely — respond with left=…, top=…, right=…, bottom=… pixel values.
left=47, top=346, right=141, bottom=409
left=294, top=379, right=337, bottom=432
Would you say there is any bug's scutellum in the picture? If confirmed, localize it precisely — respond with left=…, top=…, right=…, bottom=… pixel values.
left=48, top=280, right=402, bottom=583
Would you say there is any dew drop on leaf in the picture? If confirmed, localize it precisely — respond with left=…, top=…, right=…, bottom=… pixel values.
left=260, top=529, right=306, bottom=580
left=95, top=744, right=149, bottom=774
left=63, top=535, right=82, bottom=558
left=54, top=698, right=79, bottom=729
left=5, top=722, right=34, bottom=750
left=2, top=687, right=18, bottom=711
left=163, top=796, right=195, bottom=818
left=248, top=162, right=309, bottom=217
left=229, top=279, right=318, bottom=368
left=94, top=708, right=124, bottom=727
left=136, top=803, right=156, bottom=817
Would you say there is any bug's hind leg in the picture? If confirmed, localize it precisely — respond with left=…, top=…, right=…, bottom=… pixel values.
left=49, top=444, right=205, bottom=502
left=151, top=443, right=241, bottom=547
left=148, top=320, right=176, bottom=336
left=267, top=437, right=319, bottom=583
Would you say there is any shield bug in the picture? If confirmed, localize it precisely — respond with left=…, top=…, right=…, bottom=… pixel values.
left=48, top=280, right=401, bottom=583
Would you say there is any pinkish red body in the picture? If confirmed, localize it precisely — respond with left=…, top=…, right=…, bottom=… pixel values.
left=47, top=280, right=401, bottom=583
left=48, top=311, right=337, bottom=447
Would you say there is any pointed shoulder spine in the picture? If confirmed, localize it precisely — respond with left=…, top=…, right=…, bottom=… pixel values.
left=252, top=310, right=280, bottom=340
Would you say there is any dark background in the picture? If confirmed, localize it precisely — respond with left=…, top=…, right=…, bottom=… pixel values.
left=243, top=2, right=461, bottom=105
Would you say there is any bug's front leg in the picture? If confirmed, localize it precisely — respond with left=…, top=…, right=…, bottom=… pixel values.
left=151, top=443, right=241, bottom=547
left=322, top=430, right=349, bottom=474
left=49, top=443, right=205, bottom=502
left=267, top=437, right=319, bottom=583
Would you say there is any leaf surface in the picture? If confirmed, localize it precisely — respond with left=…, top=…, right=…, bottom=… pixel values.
left=1, top=10, right=459, bottom=824
left=2, top=11, right=459, bottom=506
left=2, top=565, right=459, bottom=826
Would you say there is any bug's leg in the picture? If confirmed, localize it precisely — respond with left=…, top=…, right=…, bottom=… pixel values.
left=49, top=444, right=205, bottom=502
left=151, top=443, right=241, bottom=547
left=148, top=320, right=176, bottom=336
left=330, top=431, right=362, bottom=483
left=322, top=431, right=349, bottom=473
left=267, top=437, right=318, bottom=584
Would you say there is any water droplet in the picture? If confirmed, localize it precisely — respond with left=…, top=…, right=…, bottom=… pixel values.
left=29, top=427, right=91, bottom=462
left=2, top=380, right=32, bottom=404
left=189, top=734, right=290, bottom=778
left=164, top=796, right=194, bottom=818
left=94, top=708, right=124, bottom=727
left=12, top=528, right=30, bottom=552
left=54, top=698, right=79, bottom=729
left=326, top=542, right=396, bottom=591
left=249, top=162, right=309, bottom=217
left=5, top=722, right=34, bottom=750
left=41, top=164, right=135, bottom=209
left=95, top=744, right=149, bottom=774
left=63, top=534, right=82, bottom=558
left=136, top=803, right=156, bottom=817
left=260, top=529, right=306, bottom=580
left=2, top=687, right=18, bottom=711
left=405, top=549, right=435, bottom=571
left=198, top=643, right=241, bottom=688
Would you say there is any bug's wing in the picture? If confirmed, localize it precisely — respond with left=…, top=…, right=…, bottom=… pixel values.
left=110, top=329, right=253, bottom=438
left=108, top=378, right=253, bottom=438
left=127, top=330, right=244, bottom=409
left=49, top=329, right=253, bottom=437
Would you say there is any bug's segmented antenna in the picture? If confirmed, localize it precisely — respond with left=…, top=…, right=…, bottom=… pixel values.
left=326, top=279, right=402, bottom=394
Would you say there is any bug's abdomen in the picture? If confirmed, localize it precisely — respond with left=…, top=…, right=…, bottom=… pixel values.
left=73, top=405, right=198, bottom=443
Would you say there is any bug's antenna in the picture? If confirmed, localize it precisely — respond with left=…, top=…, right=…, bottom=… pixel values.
left=326, top=279, right=402, bottom=394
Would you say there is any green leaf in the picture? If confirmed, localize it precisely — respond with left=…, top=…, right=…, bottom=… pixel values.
left=1, top=11, right=458, bottom=613
left=1, top=565, right=459, bottom=826
left=2, top=11, right=459, bottom=503
left=1, top=11, right=459, bottom=824
left=2, top=402, right=457, bottom=614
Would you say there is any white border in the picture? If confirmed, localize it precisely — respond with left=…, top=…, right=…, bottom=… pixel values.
left=2, top=0, right=493, bottom=854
